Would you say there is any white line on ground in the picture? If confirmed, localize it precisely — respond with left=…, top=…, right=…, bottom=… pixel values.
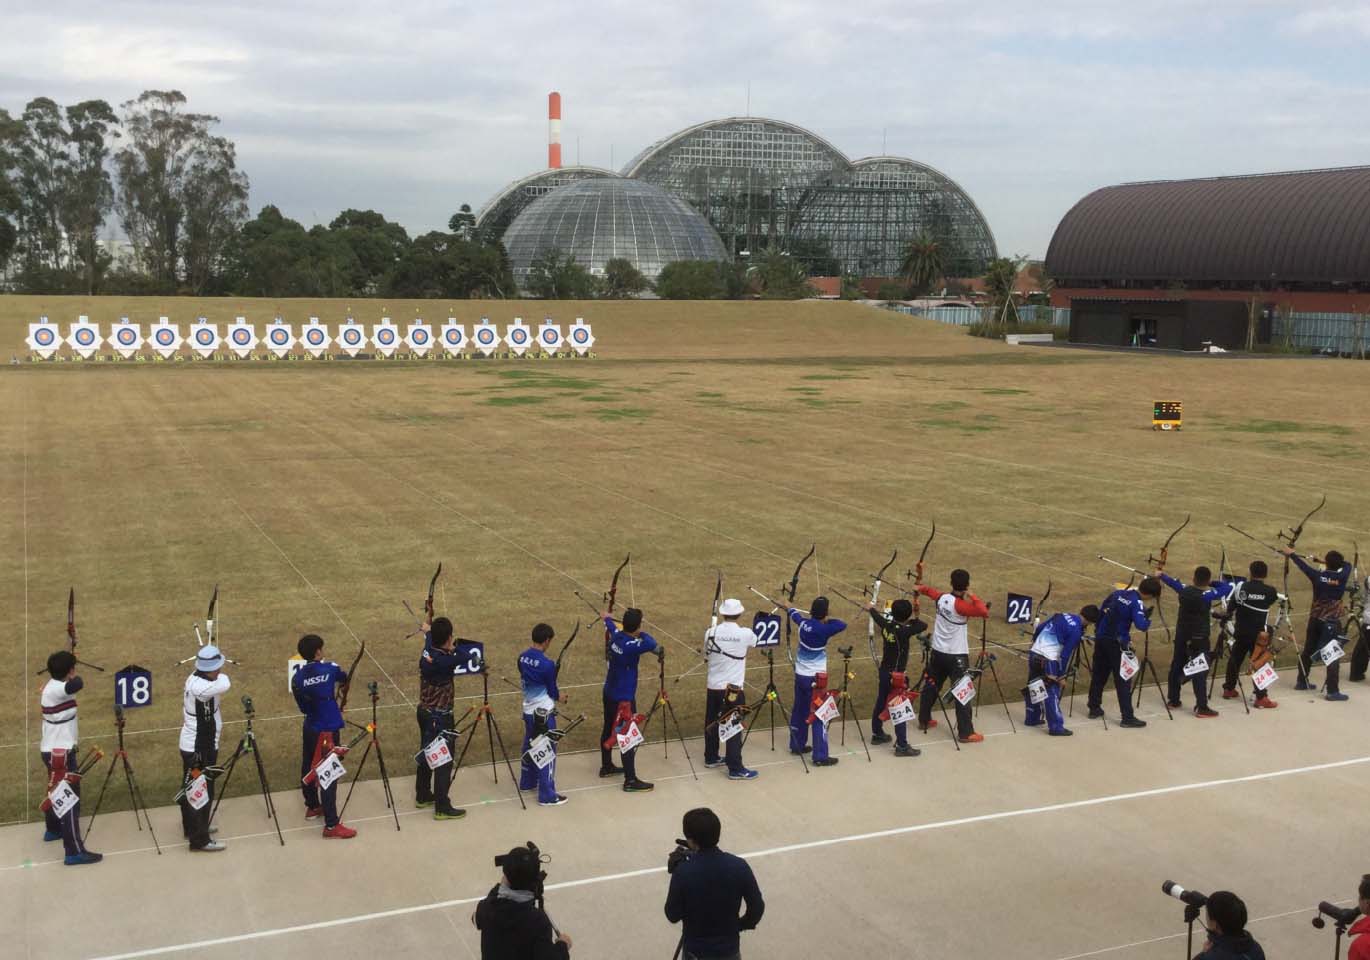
left=22, top=393, right=31, bottom=811
left=80, top=753, right=1370, bottom=960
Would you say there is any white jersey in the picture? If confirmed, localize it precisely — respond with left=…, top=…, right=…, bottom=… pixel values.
left=705, top=620, right=758, bottom=689
left=179, top=673, right=231, bottom=753
left=40, top=677, right=80, bottom=752
left=1029, top=622, right=1063, bottom=662
left=930, top=593, right=971, bottom=656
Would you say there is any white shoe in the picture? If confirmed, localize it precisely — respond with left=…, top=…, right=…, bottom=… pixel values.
left=209, top=824, right=219, bottom=835
left=192, top=840, right=227, bottom=852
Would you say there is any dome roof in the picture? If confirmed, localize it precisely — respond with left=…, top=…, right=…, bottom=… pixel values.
left=1046, top=166, right=1370, bottom=286
left=473, top=166, right=617, bottom=245
left=502, top=177, right=727, bottom=284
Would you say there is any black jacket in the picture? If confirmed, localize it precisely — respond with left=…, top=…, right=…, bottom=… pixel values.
left=474, top=886, right=569, bottom=960
left=1195, top=930, right=1265, bottom=960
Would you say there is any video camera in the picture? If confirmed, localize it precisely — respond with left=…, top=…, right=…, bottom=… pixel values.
left=667, top=838, right=692, bottom=875
left=241, top=695, right=255, bottom=717
left=1312, top=902, right=1361, bottom=928
left=367, top=679, right=379, bottom=696
left=495, top=841, right=549, bottom=899
left=1162, top=881, right=1207, bottom=907
left=837, top=645, right=854, bottom=658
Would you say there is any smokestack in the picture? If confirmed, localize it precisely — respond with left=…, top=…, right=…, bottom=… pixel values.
left=548, top=91, right=562, bottom=169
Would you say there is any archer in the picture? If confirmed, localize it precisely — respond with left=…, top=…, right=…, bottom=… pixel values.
left=1156, top=565, right=1234, bottom=717
left=291, top=634, right=358, bottom=839
left=776, top=595, right=847, bottom=765
left=1285, top=546, right=1354, bottom=701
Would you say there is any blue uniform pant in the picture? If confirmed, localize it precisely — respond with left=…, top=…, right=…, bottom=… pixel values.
left=41, top=749, right=86, bottom=858
left=790, top=674, right=816, bottom=751
left=519, top=713, right=558, bottom=803
left=300, top=725, right=342, bottom=827
left=1024, top=654, right=1066, bottom=732
left=811, top=714, right=831, bottom=761
left=871, top=668, right=892, bottom=737
left=1087, top=637, right=1137, bottom=720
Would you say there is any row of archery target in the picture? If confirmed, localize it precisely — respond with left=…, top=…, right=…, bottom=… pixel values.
left=22, top=316, right=597, bottom=360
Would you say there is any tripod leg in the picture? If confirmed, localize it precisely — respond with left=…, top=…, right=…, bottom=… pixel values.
left=662, top=700, right=698, bottom=780
left=372, top=741, right=401, bottom=830
left=122, top=757, right=141, bottom=831
left=249, top=734, right=284, bottom=846
left=843, top=696, right=872, bottom=762
left=486, top=711, right=499, bottom=783
left=935, top=692, right=961, bottom=751
left=485, top=713, right=528, bottom=810
left=986, top=660, right=1017, bottom=733
left=1143, top=658, right=1174, bottom=720
left=1235, top=673, right=1250, bottom=715
left=84, top=755, right=120, bottom=841
left=339, top=740, right=375, bottom=820
left=770, top=695, right=810, bottom=773
left=209, top=745, right=246, bottom=825
left=125, top=764, right=162, bottom=854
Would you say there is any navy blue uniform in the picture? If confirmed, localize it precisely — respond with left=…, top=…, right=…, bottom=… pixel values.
left=1290, top=556, right=1353, bottom=694
left=518, top=647, right=561, bottom=803
left=599, top=618, right=658, bottom=774
left=1088, top=588, right=1152, bottom=720
left=415, top=633, right=482, bottom=808
left=292, top=659, right=347, bottom=827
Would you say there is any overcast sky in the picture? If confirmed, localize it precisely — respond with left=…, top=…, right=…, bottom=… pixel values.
left=5, top=1, right=1370, bottom=258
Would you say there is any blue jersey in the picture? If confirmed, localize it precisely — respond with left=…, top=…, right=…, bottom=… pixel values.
left=1096, top=588, right=1153, bottom=646
left=603, top=617, right=658, bottom=701
left=1030, top=612, right=1085, bottom=664
left=519, top=646, right=560, bottom=713
left=789, top=611, right=848, bottom=677
left=292, top=659, right=347, bottom=732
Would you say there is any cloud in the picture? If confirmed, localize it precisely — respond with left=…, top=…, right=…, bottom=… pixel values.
left=2, top=1, right=1367, bottom=257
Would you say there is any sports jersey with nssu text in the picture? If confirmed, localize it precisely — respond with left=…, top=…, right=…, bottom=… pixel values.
left=705, top=621, right=759, bottom=689
left=788, top=611, right=848, bottom=677
left=1228, top=580, right=1279, bottom=638
left=291, top=659, right=347, bottom=732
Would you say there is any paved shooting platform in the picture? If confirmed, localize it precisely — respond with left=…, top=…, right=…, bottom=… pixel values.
left=3, top=685, right=1364, bottom=959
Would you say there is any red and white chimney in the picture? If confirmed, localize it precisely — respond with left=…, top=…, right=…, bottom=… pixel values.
left=548, top=91, right=562, bottom=169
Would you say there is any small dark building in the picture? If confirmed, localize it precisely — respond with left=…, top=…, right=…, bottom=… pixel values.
left=1046, top=166, right=1370, bottom=338
left=1069, top=298, right=1255, bottom=350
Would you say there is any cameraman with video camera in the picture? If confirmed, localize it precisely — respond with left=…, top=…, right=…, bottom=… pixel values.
left=665, top=807, right=765, bottom=959
left=473, top=842, right=570, bottom=959
left=1195, top=891, right=1264, bottom=960
left=1336, top=874, right=1370, bottom=959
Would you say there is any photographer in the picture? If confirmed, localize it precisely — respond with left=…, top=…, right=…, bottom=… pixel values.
left=665, top=807, right=764, bottom=959
left=474, top=843, right=571, bottom=959
left=1195, top=891, right=1264, bottom=960
left=1348, top=874, right=1370, bottom=960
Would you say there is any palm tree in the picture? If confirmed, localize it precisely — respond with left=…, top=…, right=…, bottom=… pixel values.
left=898, top=233, right=944, bottom=296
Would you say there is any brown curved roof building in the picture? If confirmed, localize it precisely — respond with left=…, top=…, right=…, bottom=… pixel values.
left=1047, top=166, right=1370, bottom=312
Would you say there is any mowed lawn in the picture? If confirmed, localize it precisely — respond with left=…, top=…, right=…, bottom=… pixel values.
left=2, top=295, right=1367, bottom=824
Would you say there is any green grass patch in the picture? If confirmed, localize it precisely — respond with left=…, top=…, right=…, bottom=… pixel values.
left=801, top=373, right=867, bottom=381
left=595, top=406, right=654, bottom=421
left=484, top=394, right=551, bottom=406
left=1220, top=419, right=1352, bottom=437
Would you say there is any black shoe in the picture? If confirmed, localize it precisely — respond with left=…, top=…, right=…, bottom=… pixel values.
left=434, top=804, right=467, bottom=820
left=870, top=733, right=893, bottom=745
left=623, top=779, right=655, bottom=792
left=893, top=744, right=920, bottom=757
left=598, top=764, right=624, bottom=778
left=1048, top=728, right=1074, bottom=737
left=789, top=746, right=812, bottom=755
left=414, top=795, right=434, bottom=809
left=1119, top=717, right=1147, bottom=728
left=1086, top=707, right=1104, bottom=719
left=813, top=757, right=839, bottom=766
left=1167, top=700, right=1183, bottom=709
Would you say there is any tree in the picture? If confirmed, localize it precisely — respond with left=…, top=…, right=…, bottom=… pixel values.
left=447, top=203, right=476, bottom=241
left=753, top=244, right=811, bottom=299
left=0, top=109, right=26, bottom=276
left=898, top=232, right=944, bottom=297
left=785, top=237, right=841, bottom=277
left=114, top=90, right=249, bottom=292
left=839, top=273, right=863, bottom=300
left=655, top=260, right=725, bottom=299
left=330, top=208, right=410, bottom=295
left=524, top=249, right=597, bottom=299
left=983, top=256, right=1027, bottom=326
left=60, top=100, right=120, bottom=293
left=222, top=205, right=358, bottom=297
left=601, top=257, right=647, bottom=298
left=385, top=231, right=514, bottom=299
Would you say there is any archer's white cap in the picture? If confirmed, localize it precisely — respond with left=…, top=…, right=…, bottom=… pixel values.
left=196, top=645, right=226, bottom=671
left=719, top=598, right=745, bottom=617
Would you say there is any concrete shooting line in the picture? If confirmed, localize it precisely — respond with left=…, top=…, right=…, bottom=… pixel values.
left=81, top=753, right=1370, bottom=960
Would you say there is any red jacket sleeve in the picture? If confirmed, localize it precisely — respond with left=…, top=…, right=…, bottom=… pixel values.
left=916, top=585, right=942, bottom=601
left=953, top=594, right=990, bottom=618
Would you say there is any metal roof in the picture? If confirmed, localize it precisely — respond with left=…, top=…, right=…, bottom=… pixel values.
left=1045, top=166, right=1370, bottom=285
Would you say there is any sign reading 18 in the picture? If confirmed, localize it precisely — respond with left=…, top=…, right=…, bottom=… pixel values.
left=115, top=667, right=153, bottom=708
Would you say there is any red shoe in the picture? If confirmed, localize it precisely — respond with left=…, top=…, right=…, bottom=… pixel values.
left=322, top=823, right=357, bottom=839
left=1221, top=689, right=1238, bottom=700
left=305, top=806, right=324, bottom=820
left=959, top=732, right=984, bottom=743
left=1254, top=698, right=1278, bottom=709
left=919, top=719, right=939, bottom=731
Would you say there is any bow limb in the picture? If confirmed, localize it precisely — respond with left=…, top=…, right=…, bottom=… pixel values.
left=906, top=522, right=936, bottom=620
left=337, top=639, right=366, bottom=714
left=867, top=549, right=897, bottom=666
left=554, top=620, right=580, bottom=676
left=783, top=545, right=815, bottom=665
left=423, top=562, right=443, bottom=623
left=66, top=587, right=77, bottom=653
left=206, top=584, right=219, bottom=645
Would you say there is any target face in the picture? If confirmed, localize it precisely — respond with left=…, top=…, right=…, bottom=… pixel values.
left=342, top=328, right=363, bottom=345
left=232, top=329, right=252, bottom=345
left=76, top=328, right=96, bottom=346
left=412, top=329, right=429, bottom=345
left=306, top=328, right=325, bottom=345
left=571, top=328, right=590, bottom=344
left=476, top=327, right=497, bottom=345
left=155, top=329, right=176, bottom=346
left=195, top=329, right=214, bottom=345
left=117, top=328, right=138, bottom=346
left=377, top=329, right=396, bottom=345
left=444, top=329, right=464, bottom=345
left=269, top=328, right=290, bottom=345
left=510, top=328, right=528, bottom=344
left=35, top=328, right=55, bottom=346
left=541, top=330, right=559, bottom=346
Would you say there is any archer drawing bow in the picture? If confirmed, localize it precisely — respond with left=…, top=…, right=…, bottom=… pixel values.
left=867, top=549, right=897, bottom=665
left=782, top=545, right=815, bottom=665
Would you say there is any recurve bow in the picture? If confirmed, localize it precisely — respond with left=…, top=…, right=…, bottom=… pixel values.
left=602, top=554, right=629, bottom=661
left=866, top=549, right=898, bottom=666
left=782, top=545, right=815, bottom=665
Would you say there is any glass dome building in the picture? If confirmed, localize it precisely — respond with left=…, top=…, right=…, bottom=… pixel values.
left=501, top=177, right=728, bottom=285
left=473, top=165, right=616, bottom=245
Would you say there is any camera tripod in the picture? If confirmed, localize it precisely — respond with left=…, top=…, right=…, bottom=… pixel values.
left=972, top=622, right=1017, bottom=733
left=452, top=670, right=527, bottom=810
left=210, top=696, right=285, bottom=846
left=338, top=683, right=401, bottom=830
left=741, top=650, right=809, bottom=772
left=1132, top=629, right=1175, bottom=720
left=640, top=651, right=699, bottom=781
left=833, top=647, right=871, bottom=761
left=84, top=704, right=161, bottom=853
left=1065, top=639, right=1106, bottom=728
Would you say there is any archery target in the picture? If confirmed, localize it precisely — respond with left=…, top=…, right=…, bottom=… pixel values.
left=568, top=320, right=595, bottom=355
left=74, top=327, right=97, bottom=346
left=27, top=319, right=61, bottom=358
left=441, top=321, right=466, bottom=353
left=150, top=320, right=183, bottom=357
left=266, top=322, right=294, bottom=356
left=111, top=321, right=143, bottom=357
left=405, top=322, right=434, bottom=356
left=227, top=322, right=257, bottom=357
left=338, top=323, right=366, bottom=356
left=372, top=320, right=400, bottom=356
left=189, top=322, right=220, bottom=358
left=538, top=323, right=563, bottom=352
left=505, top=321, right=531, bottom=355
left=35, top=327, right=55, bottom=346
left=66, top=319, right=103, bottom=359
left=473, top=322, right=500, bottom=356
left=302, top=319, right=331, bottom=356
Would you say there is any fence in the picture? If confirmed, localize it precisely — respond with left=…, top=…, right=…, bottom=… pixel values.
left=891, top=301, right=1369, bottom=356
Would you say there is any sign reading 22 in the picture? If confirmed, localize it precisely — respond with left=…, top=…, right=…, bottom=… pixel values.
left=751, top=613, right=782, bottom=648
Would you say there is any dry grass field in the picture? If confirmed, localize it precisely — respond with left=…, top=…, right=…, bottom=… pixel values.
left=3, top=294, right=1368, bottom=825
